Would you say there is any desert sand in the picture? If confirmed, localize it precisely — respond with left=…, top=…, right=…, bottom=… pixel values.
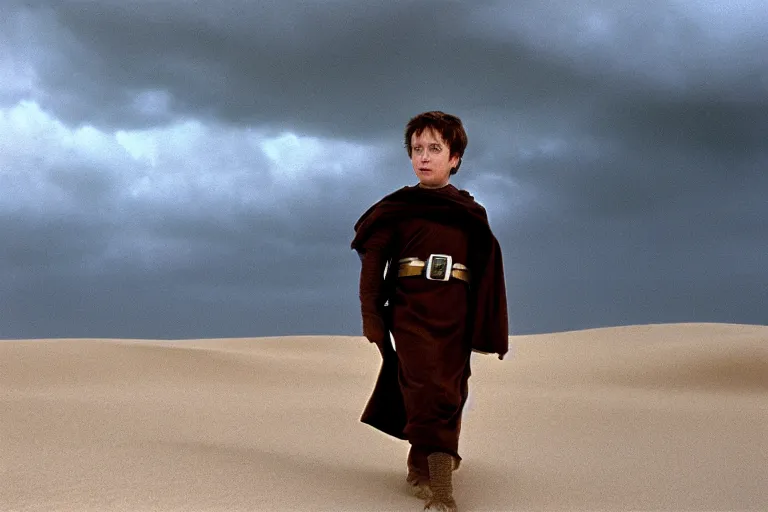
left=1, top=323, right=767, bottom=511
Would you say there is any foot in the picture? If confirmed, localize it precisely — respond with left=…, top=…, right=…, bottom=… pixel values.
left=425, top=452, right=458, bottom=512
left=410, top=481, right=434, bottom=500
left=423, top=497, right=458, bottom=512
left=407, top=470, right=433, bottom=500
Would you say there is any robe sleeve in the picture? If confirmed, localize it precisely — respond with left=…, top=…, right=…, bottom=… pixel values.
left=357, top=224, right=396, bottom=346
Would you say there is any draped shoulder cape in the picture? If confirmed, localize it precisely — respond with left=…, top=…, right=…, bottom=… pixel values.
left=351, top=184, right=509, bottom=359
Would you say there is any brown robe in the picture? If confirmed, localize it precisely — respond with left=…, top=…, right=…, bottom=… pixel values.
left=351, top=184, right=508, bottom=461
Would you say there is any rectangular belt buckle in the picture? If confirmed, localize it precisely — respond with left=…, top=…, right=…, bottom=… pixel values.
left=425, top=254, right=452, bottom=281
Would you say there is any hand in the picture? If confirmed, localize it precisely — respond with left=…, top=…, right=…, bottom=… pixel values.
left=362, top=313, right=387, bottom=346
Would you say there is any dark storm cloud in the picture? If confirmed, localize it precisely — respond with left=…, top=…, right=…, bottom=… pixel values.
left=593, top=96, right=768, bottom=161
left=11, top=0, right=604, bottom=136
left=2, top=0, right=767, bottom=338
left=0, top=172, right=363, bottom=338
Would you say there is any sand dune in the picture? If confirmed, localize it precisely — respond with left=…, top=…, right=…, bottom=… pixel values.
left=2, top=323, right=766, bottom=511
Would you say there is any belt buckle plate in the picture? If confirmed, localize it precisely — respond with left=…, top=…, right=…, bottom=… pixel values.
left=426, top=254, right=452, bottom=281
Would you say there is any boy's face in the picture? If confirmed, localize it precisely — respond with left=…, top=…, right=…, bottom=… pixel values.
left=410, top=128, right=459, bottom=189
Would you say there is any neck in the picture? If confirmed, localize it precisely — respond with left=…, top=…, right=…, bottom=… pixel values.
left=418, top=181, right=450, bottom=189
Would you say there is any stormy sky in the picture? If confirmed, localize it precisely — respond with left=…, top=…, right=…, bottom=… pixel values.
left=2, top=0, right=766, bottom=339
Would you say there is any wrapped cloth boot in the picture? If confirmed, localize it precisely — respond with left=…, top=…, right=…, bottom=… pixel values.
left=407, top=446, right=433, bottom=500
left=407, top=469, right=433, bottom=500
left=424, top=452, right=458, bottom=512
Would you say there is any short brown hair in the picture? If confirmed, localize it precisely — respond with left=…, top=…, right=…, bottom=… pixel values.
left=404, top=111, right=468, bottom=174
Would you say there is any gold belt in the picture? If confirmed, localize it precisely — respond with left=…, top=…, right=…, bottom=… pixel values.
left=397, top=255, right=470, bottom=283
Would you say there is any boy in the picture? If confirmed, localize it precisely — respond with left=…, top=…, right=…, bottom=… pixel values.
left=351, top=111, right=508, bottom=512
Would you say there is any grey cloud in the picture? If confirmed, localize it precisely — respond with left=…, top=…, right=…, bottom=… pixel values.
left=589, top=95, right=768, bottom=157
left=12, top=1, right=603, bottom=135
left=46, top=163, right=118, bottom=206
left=1, top=213, right=111, bottom=274
left=2, top=0, right=766, bottom=339
left=474, top=0, right=768, bottom=97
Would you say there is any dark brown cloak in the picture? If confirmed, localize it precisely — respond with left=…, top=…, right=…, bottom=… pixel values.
left=351, top=184, right=509, bottom=441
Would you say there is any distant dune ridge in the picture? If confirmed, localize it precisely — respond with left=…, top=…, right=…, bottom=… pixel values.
left=2, top=323, right=767, bottom=511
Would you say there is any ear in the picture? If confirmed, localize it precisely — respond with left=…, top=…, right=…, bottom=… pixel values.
left=450, top=156, right=462, bottom=174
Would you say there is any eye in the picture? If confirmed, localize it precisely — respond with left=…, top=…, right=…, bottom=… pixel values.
left=429, top=144, right=442, bottom=153
left=412, top=146, right=424, bottom=154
